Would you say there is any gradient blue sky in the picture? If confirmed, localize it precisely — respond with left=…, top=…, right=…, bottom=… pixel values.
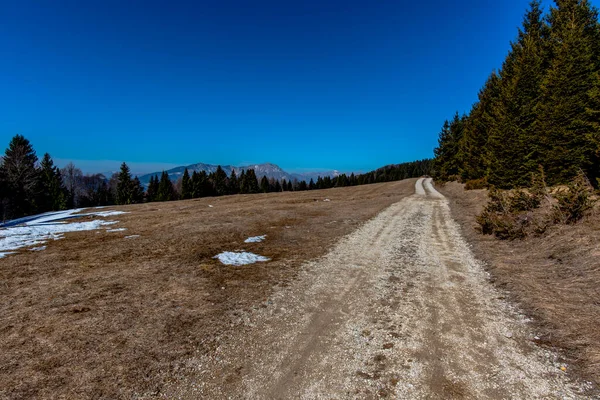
left=1, top=0, right=557, bottom=173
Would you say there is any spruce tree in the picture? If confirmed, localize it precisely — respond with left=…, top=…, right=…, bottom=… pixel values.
left=239, top=170, right=247, bottom=194
left=260, top=175, right=269, bottom=193
left=147, top=175, right=159, bottom=202
left=181, top=168, right=192, bottom=199
left=433, top=114, right=465, bottom=180
left=536, top=0, right=600, bottom=184
left=460, top=72, right=501, bottom=182
left=228, top=169, right=239, bottom=195
left=213, top=166, right=227, bottom=196
left=157, top=171, right=176, bottom=202
left=281, top=178, right=287, bottom=191
left=116, top=162, right=133, bottom=205
left=39, top=153, right=66, bottom=212
left=246, top=169, right=259, bottom=193
left=132, top=177, right=145, bottom=203
left=1, top=134, right=39, bottom=218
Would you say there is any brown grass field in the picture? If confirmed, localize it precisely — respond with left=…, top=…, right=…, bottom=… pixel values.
left=0, top=180, right=415, bottom=399
left=440, top=182, right=600, bottom=389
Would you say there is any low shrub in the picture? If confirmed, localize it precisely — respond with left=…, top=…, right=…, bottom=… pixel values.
left=553, top=172, right=595, bottom=224
left=509, top=189, right=540, bottom=212
left=464, top=177, right=489, bottom=190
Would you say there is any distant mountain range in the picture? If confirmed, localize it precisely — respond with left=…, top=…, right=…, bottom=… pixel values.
left=137, top=162, right=341, bottom=187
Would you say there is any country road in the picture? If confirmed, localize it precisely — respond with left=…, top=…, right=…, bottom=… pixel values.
left=162, top=178, right=589, bottom=399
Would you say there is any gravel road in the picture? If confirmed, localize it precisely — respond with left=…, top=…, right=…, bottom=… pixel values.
left=161, top=178, right=591, bottom=399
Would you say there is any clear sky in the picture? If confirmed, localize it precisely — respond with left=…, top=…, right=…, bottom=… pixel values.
left=0, top=0, right=556, bottom=174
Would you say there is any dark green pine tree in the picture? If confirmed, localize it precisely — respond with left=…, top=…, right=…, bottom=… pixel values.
left=116, top=162, right=134, bottom=205
left=180, top=168, right=192, bottom=199
left=1, top=134, right=39, bottom=218
left=486, top=1, right=550, bottom=187
left=433, top=114, right=465, bottom=180
left=39, top=153, right=67, bottom=212
left=157, top=171, right=176, bottom=202
left=260, top=175, right=269, bottom=193
left=536, top=0, right=600, bottom=185
left=246, top=169, right=260, bottom=193
left=274, top=180, right=282, bottom=192
left=213, top=166, right=227, bottom=196
left=228, top=169, right=239, bottom=195
left=190, top=171, right=200, bottom=198
left=239, top=170, right=248, bottom=194
left=287, top=180, right=293, bottom=191
left=131, top=177, right=145, bottom=203
left=460, top=71, right=501, bottom=182
left=308, top=178, right=315, bottom=190
left=146, top=175, right=159, bottom=202
left=588, top=71, right=600, bottom=183
left=281, top=178, right=288, bottom=191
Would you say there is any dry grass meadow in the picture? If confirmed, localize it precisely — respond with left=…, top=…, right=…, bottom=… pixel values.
left=0, top=180, right=415, bottom=399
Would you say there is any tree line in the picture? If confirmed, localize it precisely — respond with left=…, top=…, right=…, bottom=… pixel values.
left=0, top=134, right=432, bottom=221
left=434, top=0, right=600, bottom=188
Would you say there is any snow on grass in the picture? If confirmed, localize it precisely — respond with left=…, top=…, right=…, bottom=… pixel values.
left=0, top=209, right=129, bottom=228
left=0, top=219, right=119, bottom=255
left=0, top=252, right=16, bottom=258
left=29, top=246, right=47, bottom=251
left=244, top=235, right=266, bottom=243
left=323, top=199, right=331, bottom=202
left=213, top=251, right=270, bottom=266
left=0, top=208, right=128, bottom=257
left=106, top=228, right=127, bottom=232
left=125, top=235, right=140, bottom=239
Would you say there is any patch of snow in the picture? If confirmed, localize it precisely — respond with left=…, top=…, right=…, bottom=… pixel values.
left=29, top=246, right=47, bottom=251
left=106, top=228, right=127, bottom=232
left=213, top=251, right=270, bottom=266
left=323, top=199, right=331, bottom=202
left=244, top=235, right=266, bottom=243
left=0, top=208, right=129, bottom=228
left=208, top=205, right=214, bottom=208
left=0, top=252, right=16, bottom=258
left=125, top=235, right=140, bottom=239
left=0, top=219, right=120, bottom=257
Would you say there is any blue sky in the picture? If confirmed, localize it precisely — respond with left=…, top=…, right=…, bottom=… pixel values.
left=0, top=0, right=556, bottom=174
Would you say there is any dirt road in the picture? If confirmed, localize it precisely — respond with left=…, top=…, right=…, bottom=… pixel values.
left=161, top=178, right=590, bottom=399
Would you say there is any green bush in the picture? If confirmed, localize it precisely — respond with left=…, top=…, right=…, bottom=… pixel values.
left=509, top=189, right=540, bottom=212
left=553, top=173, right=595, bottom=223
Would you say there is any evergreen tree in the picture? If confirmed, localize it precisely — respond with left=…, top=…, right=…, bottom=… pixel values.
left=213, top=166, right=227, bottom=196
left=287, top=180, right=293, bottom=191
left=147, top=175, right=159, bottom=202
left=245, top=169, right=259, bottom=193
left=228, top=169, right=239, bottom=195
left=116, top=162, right=134, bottom=205
left=181, top=168, right=192, bottom=199
left=157, top=171, right=176, bottom=202
left=309, top=178, right=315, bottom=190
left=274, top=180, right=282, bottom=192
left=433, top=114, right=465, bottom=180
left=39, top=153, right=66, bottom=212
left=238, top=170, right=248, bottom=194
left=281, top=178, right=288, bottom=191
left=460, top=72, right=501, bottom=182
left=1, top=134, right=39, bottom=218
left=536, top=0, right=600, bottom=184
left=132, top=177, right=145, bottom=203
left=260, top=175, right=269, bottom=193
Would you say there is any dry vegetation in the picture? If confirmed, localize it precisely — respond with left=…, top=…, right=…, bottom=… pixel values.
left=440, top=182, right=600, bottom=390
left=0, top=180, right=415, bottom=399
